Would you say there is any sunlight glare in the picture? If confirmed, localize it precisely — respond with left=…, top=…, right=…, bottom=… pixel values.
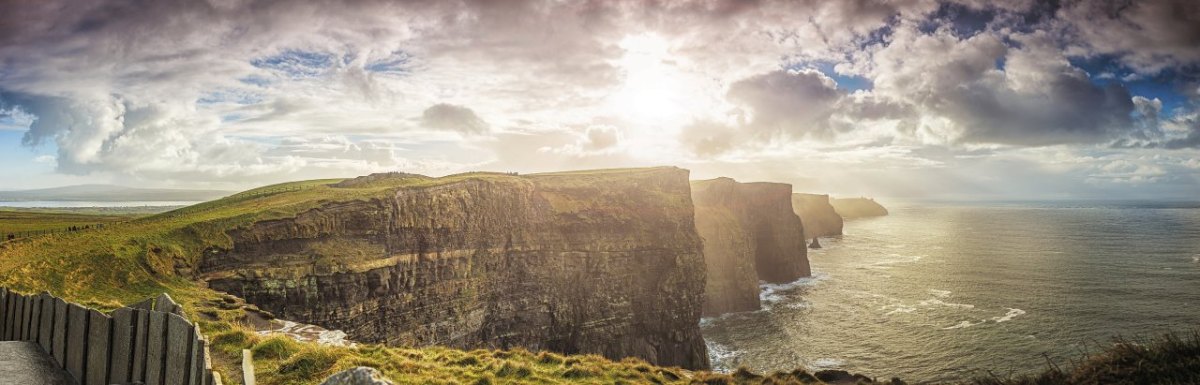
left=611, top=33, right=687, bottom=128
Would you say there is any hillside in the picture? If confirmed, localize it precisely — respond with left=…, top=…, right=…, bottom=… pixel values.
left=200, top=167, right=710, bottom=369
left=0, top=168, right=718, bottom=384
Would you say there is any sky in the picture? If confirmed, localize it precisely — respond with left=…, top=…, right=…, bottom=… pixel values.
left=0, top=0, right=1198, bottom=200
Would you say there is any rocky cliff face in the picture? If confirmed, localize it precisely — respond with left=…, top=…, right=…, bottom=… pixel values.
left=830, top=197, right=889, bottom=219
left=691, top=178, right=809, bottom=317
left=199, top=167, right=710, bottom=369
left=792, top=193, right=844, bottom=239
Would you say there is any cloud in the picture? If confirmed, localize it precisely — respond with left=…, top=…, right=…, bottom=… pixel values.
left=0, top=0, right=1197, bottom=199
left=857, top=27, right=1138, bottom=146
left=1057, top=0, right=1200, bottom=74
left=420, top=104, right=489, bottom=135
left=726, top=69, right=845, bottom=139
left=540, top=124, right=626, bottom=156
left=679, top=120, right=742, bottom=157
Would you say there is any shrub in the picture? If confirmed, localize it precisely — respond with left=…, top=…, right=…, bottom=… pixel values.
left=251, top=335, right=302, bottom=360
left=279, top=349, right=340, bottom=379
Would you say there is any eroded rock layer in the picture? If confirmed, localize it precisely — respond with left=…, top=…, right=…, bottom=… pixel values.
left=199, top=167, right=710, bottom=369
left=692, top=178, right=809, bottom=317
left=792, top=193, right=844, bottom=239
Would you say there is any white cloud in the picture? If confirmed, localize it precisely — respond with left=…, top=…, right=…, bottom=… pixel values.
left=0, top=0, right=1197, bottom=198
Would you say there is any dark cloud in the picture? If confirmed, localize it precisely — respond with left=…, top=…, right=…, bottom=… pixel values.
left=726, top=69, right=845, bottom=139
left=949, top=71, right=1135, bottom=146
left=420, top=104, right=489, bottom=134
left=1057, top=0, right=1200, bottom=74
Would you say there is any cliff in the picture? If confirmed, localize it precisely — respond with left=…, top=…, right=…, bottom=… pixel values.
left=831, top=197, right=889, bottom=219
left=197, top=167, right=710, bottom=369
left=792, top=193, right=844, bottom=239
left=691, top=178, right=809, bottom=317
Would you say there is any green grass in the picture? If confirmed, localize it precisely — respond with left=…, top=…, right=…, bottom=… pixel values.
left=0, top=208, right=142, bottom=236
left=968, top=332, right=1200, bottom=385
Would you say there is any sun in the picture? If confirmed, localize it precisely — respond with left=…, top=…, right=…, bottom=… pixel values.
left=609, top=33, right=688, bottom=127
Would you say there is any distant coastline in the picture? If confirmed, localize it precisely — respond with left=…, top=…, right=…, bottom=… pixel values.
left=0, top=200, right=197, bottom=208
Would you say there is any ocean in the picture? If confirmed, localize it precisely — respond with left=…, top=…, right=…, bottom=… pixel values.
left=700, top=201, right=1200, bottom=383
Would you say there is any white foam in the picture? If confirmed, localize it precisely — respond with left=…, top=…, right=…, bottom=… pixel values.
left=992, top=308, right=1027, bottom=323
left=869, top=254, right=924, bottom=268
left=882, top=304, right=916, bottom=315
left=942, top=320, right=983, bottom=330
left=783, top=301, right=810, bottom=309
left=918, top=298, right=975, bottom=309
left=809, top=357, right=845, bottom=369
left=759, top=272, right=829, bottom=305
left=705, top=339, right=741, bottom=372
left=1192, top=255, right=1199, bottom=263
left=928, top=289, right=952, bottom=298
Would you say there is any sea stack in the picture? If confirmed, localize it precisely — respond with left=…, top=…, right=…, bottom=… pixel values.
left=831, top=197, right=889, bottom=219
left=692, top=178, right=809, bottom=317
left=199, top=167, right=710, bottom=369
left=792, top=193, right=844, bottom=239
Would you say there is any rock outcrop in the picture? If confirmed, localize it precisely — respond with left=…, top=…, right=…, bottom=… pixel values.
left=691, top=178, right=809, bottom=317
left=321, top=367, right=393, bottom=385
left=830, top=197, right=889, bottom=219
left=199, top=167, right=710, bottom=369
left=792, top=193, right=844, bottom=239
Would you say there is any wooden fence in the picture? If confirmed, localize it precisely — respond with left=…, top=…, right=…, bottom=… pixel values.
left=0, top=288, right=223, bottom=385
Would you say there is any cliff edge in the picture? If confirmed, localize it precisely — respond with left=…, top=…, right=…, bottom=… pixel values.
left=792, top=193, right=844, bottom=239
left=692, top=178, right=809, bottom=317
left=831, top=197, right=889, bottom=219
left=198, top=167, right=710, bottom=369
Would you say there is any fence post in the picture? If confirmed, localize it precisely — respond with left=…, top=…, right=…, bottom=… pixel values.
left=243, top=349, right=256, bottom=385
left=85, top=309, right=111, bottom=385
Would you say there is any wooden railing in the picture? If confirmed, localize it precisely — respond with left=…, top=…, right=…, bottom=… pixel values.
left=0, top=288, right=223, bottom=385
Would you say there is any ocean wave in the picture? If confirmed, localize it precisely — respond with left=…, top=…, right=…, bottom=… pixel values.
left=868, top=254, right=925, bottom=268
left=918, top=298, right=975, bottom=309
left=809, top=357, right=845, bottom=369
left=883, top=304, right=917, bottom=315
left=1192, top=255, right=1199, bottom=263
left=942, top=320, right=983, bottom=330
left=784, top=301, right=811, bottom=309
left=992, top=308, right=1027, bottom=323
left=928, top=289, right=952, bottom=298
left=706, top=339, right=741, bottom=372
left=760, top=272, right=830, bottom=305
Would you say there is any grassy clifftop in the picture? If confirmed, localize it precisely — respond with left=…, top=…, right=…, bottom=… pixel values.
left=0, top=167, right=735, bottom=385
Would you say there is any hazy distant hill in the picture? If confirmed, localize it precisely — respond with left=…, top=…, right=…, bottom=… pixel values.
left=0, top=184, right=233, bottom=202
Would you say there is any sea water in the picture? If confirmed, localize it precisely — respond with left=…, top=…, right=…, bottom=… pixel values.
left=700, top=201, right=1200, bottom=383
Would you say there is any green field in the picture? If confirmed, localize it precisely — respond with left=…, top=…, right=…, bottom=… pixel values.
left=0, top=208, right=149, bottom=238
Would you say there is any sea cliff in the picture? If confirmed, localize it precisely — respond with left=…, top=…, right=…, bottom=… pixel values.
left=831, top=197, right=889, bottom=219
left=198, top=167, right=711, bottom=369
left=692, top=178, right=809, bottom=317
left=792, top=193, right=844, bottom=239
